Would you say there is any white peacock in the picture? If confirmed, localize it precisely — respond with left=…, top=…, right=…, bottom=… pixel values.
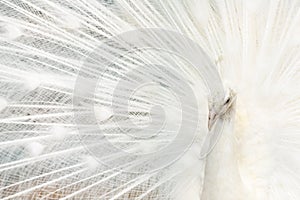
left=0, top=0, right=299, bottom=200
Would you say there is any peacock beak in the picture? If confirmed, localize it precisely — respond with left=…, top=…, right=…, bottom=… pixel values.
left=208, top=110, right=218, bottom=131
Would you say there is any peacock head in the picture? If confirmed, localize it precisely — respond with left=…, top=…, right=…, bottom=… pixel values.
left=208, top=88, right=237, bottom=131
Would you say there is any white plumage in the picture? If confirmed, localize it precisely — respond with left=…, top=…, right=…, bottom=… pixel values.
left=0, top=0, right=299, bottom=200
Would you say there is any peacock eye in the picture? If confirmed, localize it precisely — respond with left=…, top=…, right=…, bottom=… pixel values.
left=224, top=97, right=231, bottom=105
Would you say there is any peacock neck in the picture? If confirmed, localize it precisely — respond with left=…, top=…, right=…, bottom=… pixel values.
left=201, top=109, right=246, bottom=199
